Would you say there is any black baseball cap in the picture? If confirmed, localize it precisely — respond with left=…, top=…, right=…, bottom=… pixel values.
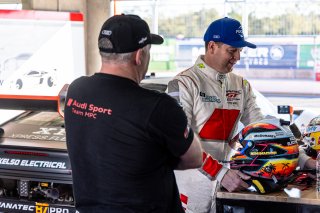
left=98, top=14, right=164, bottom=53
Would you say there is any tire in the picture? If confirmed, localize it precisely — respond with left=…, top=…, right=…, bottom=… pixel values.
left=47, top=77, right=54, bottom=87
left=16, top=79, right=23, bottom=89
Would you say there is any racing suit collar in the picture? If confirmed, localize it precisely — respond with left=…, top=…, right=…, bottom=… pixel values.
left=196, top=55, right=227, bottom=83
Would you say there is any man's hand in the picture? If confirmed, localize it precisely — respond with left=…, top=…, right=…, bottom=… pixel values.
left=304, top=158, right=316, bottom=179
left=305, top=158, right=316, bottom=169
left=221, top=169, right=251, bottom=192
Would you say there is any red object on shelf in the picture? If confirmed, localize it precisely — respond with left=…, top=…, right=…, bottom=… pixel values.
left=316, top=72, right=320, bottom=81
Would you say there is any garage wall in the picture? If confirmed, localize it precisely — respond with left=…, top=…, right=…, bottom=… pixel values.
left=21, top=0, right=111, bottom=76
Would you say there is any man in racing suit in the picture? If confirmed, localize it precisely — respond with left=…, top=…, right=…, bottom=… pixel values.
left=167, top=17, right=264, bottom=212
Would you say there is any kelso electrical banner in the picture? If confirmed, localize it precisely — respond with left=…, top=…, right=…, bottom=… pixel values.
left=0, top=151, right=71, bottom=174
left=0, top=200, right=76, bottom=213
left=0, top=10, right=85, bottom=96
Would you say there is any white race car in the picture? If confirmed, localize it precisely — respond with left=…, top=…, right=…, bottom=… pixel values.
left=11, top=69, right=57, bottom=90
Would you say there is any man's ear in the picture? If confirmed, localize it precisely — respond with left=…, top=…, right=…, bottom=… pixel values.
left=135, top=48, right=143, bottom=66
left=207, top=41, right=216, bottom=54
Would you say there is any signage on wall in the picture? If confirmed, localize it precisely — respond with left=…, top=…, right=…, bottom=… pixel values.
left=0, top=10, right=85, bottom=96
left=299, top=44, right=320, bottom=69
left=236, top=44, right=298, bottom=69
left=174, top=39, right=300, bottom=70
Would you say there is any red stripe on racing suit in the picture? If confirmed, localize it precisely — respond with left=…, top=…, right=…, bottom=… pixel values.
left=199, top=108, right=240, bottom=140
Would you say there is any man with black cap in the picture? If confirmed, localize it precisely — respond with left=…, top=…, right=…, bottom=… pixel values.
left=64, top=14, right=202, bottom=213
left=167, top=17, right=265, bottom=212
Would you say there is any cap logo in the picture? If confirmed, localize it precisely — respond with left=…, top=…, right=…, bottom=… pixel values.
left=213, top=35, right=220, bottom=39
left=101, top=30, right=112, bottom=36
left=235, top=26, right=243, bottom=38
left=138, top=36, right=148, bottom=44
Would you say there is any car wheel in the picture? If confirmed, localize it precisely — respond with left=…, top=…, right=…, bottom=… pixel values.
left=16, top=79, right=23, bottom=89
left=47, top=77, right=54, bottom=87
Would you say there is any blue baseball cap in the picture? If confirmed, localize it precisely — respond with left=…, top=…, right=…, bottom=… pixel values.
left=204, top=17, right=256, bottom=49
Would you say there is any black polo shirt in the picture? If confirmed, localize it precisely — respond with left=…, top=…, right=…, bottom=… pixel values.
left=64, top=73, right=194, bottom=213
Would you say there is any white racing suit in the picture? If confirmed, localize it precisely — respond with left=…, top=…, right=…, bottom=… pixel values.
left=167, top=55, right=264, bottom=213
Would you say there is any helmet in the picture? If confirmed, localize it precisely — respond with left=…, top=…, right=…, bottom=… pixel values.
left=302, top=115, right=320, bottom=156
left=230, top=119, right=299, bottom=193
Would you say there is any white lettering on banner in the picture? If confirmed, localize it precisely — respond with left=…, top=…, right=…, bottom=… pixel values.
left=244, top=47, right=269, bottom=58
left=0, top=158, right=20, bottom=165
left=36, top=203, right=70, bottom=213
left=0, top=202, right=69, bottom=213
left=20, top=160, right=67, bottom=169
left=49, top=207, right=70, bottom=213
left=32, top=128, right=65, bottom=135
left=0, top=202, right=34, bottom=211
left=11, top=133, right=65, bottom=141
left=0, top=158, right=67, bottom=169
left=0, top=201, right=71, bottom=212
left=240, top=47, right=270, bottom=66
left=12, top=133, right=49, bottom=140
left=256, top=58, right=268, bottom=65
left=53, top=129, right=65, bottom=136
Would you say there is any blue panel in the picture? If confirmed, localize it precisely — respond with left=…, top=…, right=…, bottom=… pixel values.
left=236, top=45, right=298, bottom=69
